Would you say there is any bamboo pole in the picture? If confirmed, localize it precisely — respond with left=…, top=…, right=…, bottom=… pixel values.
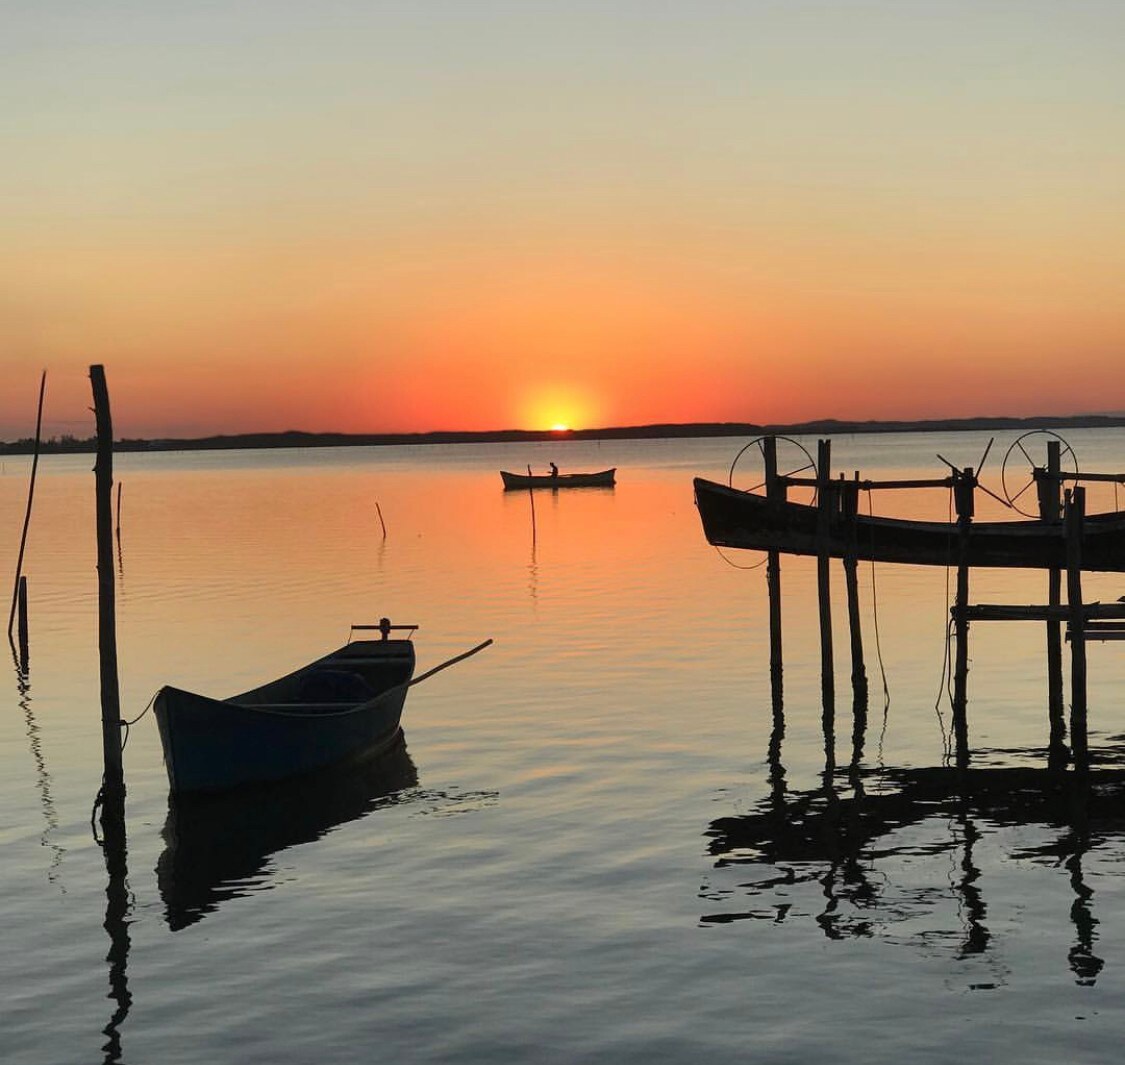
left=91, top=365, right=123, bottom=797
left=763, top=436, right=783, bottom=711
left=17, top=575, right=29, bottom=673
left=1066, top=488, right=1088, bottom=773
left=951, top=467, right=973, bottom=768
left=8, top=371, right=46, bottom=644
left=1042, top=441, right=1066, bottom=767
left=816, top=439, right=835, bottom=729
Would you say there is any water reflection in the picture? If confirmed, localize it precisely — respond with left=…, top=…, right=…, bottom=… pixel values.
left=157, top=738, right=419, bottom=930
left=704, top=758, right=1116, bottom=983
left=96, top=795, right=131, bottom=1065
left=11, top=650, right=65, bottom=886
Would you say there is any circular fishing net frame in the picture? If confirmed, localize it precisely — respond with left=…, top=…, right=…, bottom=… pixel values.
left=720, top=436, right=818, bottom=570
left=1000, top=429, right=1078, bottom=518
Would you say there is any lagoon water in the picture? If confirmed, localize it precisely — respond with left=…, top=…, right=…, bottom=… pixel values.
left=3, top=430, right=1125, bottom=1064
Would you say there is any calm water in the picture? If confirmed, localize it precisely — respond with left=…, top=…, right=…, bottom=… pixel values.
left=3, top=430, right=1125, bottom=1064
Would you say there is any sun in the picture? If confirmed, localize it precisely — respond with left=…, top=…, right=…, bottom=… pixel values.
left=550, top=423, right=570, bottom=432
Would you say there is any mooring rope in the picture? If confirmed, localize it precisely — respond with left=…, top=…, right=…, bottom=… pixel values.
left=119, top=691, right=158, bottom=753
left=933, top=484, right=954, bottom=761
left=712, top=544, right=768, bottom=571
left=864, top=490, right=892, bottom=763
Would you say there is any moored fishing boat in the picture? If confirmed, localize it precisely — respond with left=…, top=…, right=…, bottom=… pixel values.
left=155, top=623, right=419, bottom=794
left=694, top=477, right=1125, bottom=571
left=500, top=468, right=616, bottom=489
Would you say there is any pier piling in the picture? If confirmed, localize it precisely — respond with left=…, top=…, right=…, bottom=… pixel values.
left=816, top=439, right=835, bottom=731
left=952, top=467, right=974, bottom=768
left=763, top=437, right=784, bottom=712
left=1066, top=488, right=1088, bottom=773
left=91, top=365, right=123, bottom=799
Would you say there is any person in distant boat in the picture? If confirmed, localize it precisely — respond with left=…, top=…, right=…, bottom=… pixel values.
left=549, top=462, right=559, bottom=479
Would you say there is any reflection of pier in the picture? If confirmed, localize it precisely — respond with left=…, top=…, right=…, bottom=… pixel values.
left=702, top=692, right=1117, bottom=984
left=158, top=738, right=419, bottom=930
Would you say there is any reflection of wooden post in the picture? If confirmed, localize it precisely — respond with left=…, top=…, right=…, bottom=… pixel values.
left=91, top=365, right=123, bottom=797
left=1066, top=488, right=1088, bottom=773
left=816, top=440, right=835, bottom=730
left=763, top=437, right=784, bottom=711
left=952, top=467, right=974, bottom=768
left=16, top=575, right=29, bottom=673
left=1041, top=441, right=1067, bottom=767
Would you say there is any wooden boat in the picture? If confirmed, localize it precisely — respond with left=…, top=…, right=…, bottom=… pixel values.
left=693, top=477, right=1125, bottom=571
left=500, top=468, right=616, bottom=489
left=155, top=629, right=417, bottom=795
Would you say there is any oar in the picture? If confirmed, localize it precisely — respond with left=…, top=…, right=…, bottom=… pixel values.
left=408, top=638, right=492, bottom=689
left=247, top=639, right=494, bottom=717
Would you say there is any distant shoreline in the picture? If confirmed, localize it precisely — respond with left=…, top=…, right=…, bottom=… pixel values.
left=3, top=414, right=1125, bottom=455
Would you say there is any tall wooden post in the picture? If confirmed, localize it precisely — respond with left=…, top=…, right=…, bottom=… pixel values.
left=816, top=440, right=835, bottom=752
left=951, top=467, right=974, bottom=768
left=1066, top=487, right=1088, bottom=773
left=1041, top=441, right=1067, bottom=767
left=842, top=473, right=868, bottom=765
left=763, top=437, right=784, bottom=713
left=91, top=365, right=123, bottom=798
left=16, top=575, right=29, bottom=673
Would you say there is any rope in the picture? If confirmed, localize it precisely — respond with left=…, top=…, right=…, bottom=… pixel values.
left=712, top=544, right=767, bottom=571
left=932, top=484, right=954, bottom=761
left=865, top=490, right=892, bottom=765
left=119, top=690, right=158, bottom=753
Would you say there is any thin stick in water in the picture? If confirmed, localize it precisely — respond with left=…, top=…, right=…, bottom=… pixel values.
left=8, top=371, right=46, bottom=644
left=376, top=501, right=387, bottom=539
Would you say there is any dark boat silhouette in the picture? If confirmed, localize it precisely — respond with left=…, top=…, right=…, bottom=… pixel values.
left=694, top=476, right=1125, bottom=570
left=157, top=737, right=418, bottom=931
left=155, top=632, right=417, bottom=794
left=501, top=468, right=615, bottom=489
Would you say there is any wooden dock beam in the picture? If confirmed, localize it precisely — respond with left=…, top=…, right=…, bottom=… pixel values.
left=1041, top=441, right=1067, bottom=767
left=763, top=437, right=784, bottom=713
left=816, top=440, right=835, bottom=736
left=1066, top=487, right=1088, bottom=773
left=952, top=467, right=974, bottom=768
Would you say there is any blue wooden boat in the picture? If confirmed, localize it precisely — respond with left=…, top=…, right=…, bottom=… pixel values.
left=155, top=626, right=418, bottom=794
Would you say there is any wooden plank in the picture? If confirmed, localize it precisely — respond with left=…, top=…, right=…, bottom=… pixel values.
left=954, top=603, right=1125, bottom=621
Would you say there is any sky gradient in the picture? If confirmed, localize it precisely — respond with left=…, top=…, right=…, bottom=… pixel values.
left=4, top=1, right=1124, bottom=438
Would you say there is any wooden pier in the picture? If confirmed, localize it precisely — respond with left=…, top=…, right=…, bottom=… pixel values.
left=696, top=432, right=1125, bottom=772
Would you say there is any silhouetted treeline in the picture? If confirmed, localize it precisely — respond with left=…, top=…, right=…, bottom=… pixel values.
left=3, top=414, right=1125, bottom=455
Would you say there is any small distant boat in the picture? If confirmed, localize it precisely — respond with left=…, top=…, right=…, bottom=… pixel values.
left=694, top=477, right=1125, bottom=571
left=155, top=624, right=418, bottom=795
left=500, top=468, right=616, bottom=490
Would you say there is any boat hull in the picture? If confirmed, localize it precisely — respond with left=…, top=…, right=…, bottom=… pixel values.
left=500, top=468, right=615, bottom=489
left=155, top=640, right=416, bottom=794
left=694, top=477, right=1125, bottom=571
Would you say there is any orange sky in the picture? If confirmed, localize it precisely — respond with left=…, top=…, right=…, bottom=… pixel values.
left=4, top=4, right=1125, bottom=439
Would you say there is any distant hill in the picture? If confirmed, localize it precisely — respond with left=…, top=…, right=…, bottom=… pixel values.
left=3, top=414, right=1125, bottom=455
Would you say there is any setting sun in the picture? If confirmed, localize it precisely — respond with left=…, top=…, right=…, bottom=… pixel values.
left=551, top=423, right=570, bottom=432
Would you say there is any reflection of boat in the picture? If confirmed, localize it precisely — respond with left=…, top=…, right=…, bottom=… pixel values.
left=501, top=468, right=616, bottom=490
left=693, top=477, right=1125, bottom=570
left=158, top=736, right=418, bottom=930
left=155, top=632, right=416, bottom=794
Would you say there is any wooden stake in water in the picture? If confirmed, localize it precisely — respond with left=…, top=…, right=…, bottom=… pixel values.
left=526, top=465, right=537, bottom=548
left=375, top=501, right=387, bottom=539
left=1066, top=487, right=1088, bottom=773
left=91, top=365, right=123, bottom=796
left=115, top=482, right=123, bottom=538
left=763, top=436, right=784, bottom=712
left=8, top=370, right=46, bottom=645
left=1042, top=441, right=1066, bottom=767
left=17, top=575, right=29, bottom=673
left=815, top=439, right=835, bottom=733
left=952, top=467, right=974, bottom=768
